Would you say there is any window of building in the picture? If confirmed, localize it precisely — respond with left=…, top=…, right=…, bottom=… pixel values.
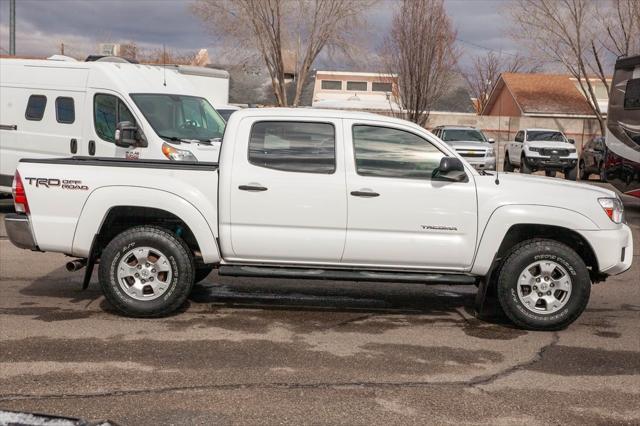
left=372, top=82, right=393, bottom=92
left=321, top=80, right=342, bottom=90
left=94, top=94, right=136, bottom=143
left=352, top=125, right=446, bottom=180
left=55, top=97, right=75, bottom=124
left=249, top=121, right=335, bottom=174
left=346, top=81, right=367, bottom=91
left=624, top=78, right=640, bottom=110
left=25, top=95, right=47, bottom=121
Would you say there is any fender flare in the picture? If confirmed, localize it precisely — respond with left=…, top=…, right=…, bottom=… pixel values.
left=72, top=186, right=221, bottom=264
left=471, top=204, right=599, bottom=276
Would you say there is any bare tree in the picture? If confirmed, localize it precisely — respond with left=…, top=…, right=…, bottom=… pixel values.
left=463, top=52, right=538, bottom=113
left=192, top=0, right=371, bottom=107
left=509, top=0, right=640, bottom=135
left=382, top=0, right=459, bottom=126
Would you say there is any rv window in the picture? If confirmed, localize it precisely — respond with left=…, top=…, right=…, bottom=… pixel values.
left=321, top=80, right=342, bottom=90
left=55, top=97, right=75, bottom=124
left=25, top=95, right=47, bottom=121
left=94, top=94, right=136, bottom=143
left=372, top=82, right=393, bottom=92
left=346, top=81, right=367, bottom=91
left=624, top=78, right=640, bottom=110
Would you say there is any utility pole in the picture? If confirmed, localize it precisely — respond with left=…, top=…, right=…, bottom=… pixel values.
left=60, top=42, right=65, bottom=55
left=9, top=0, right=16, bottom=55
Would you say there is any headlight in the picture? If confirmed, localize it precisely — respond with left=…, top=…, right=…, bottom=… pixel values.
left=486, top=147, right=495, bottom=157
left=598, top=197, right=624, bottom=223
left=161, top=143, right=198, bottom=161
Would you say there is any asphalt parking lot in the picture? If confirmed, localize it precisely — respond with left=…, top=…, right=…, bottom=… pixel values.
left=0, top=187, right=638, bottom=426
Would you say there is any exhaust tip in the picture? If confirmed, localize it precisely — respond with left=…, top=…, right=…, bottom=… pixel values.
left=66, top=259, right=87, bottom=272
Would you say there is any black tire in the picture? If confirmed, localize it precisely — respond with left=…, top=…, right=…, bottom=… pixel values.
left=194, top=266, right=214, bottom=284
left=98, top=226, right=195, bottom=317
left=564, top=164, right=578, bottom=180
left=545, top=170, right=556, bottom=177
left=579, top=160, right=589, bottom=180
left=496, top=239, right=590, bottom=331
left=503, top=153, right=514, bottom=172
left=520, top=156, right=532, bottom=174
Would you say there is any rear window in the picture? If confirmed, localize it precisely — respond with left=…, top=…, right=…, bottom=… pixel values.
left=55, top=97, right=75, bottom=124
left=249, top=121, right=335, bottom=174
left=624, top=78, right=640, bottom=110
left=25, top=95, right=47, bottom=121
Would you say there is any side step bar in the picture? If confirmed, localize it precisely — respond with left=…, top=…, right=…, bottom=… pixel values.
left=218, top=265, right=477, bottom=285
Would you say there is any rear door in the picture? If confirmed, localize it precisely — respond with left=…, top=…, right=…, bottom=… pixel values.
left=226, top=117, right=347, bottom=263
left=342, top=119, right=478, bottom=270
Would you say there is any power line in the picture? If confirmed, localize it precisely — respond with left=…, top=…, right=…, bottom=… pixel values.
left=455, top=37, right=519, bottom=57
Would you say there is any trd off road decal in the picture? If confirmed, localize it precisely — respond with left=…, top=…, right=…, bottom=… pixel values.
left=24, top=177, right=89, bottom=190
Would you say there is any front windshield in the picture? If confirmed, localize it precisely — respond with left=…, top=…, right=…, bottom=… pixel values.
left=441, top=129, right=486, bottom=142
left=131, top=94, right=225, bottom=142
left=527, top=131, right=566, bottom=142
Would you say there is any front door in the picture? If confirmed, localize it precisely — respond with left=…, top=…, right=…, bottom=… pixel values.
left=226, top=117, right=347, bottom=263
left=342, top=120, right=478, bottom=270
left=84, top=91, right=138, bottom=158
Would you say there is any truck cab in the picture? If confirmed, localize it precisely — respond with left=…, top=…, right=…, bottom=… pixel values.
left=504, top=128, right=578, bottom=179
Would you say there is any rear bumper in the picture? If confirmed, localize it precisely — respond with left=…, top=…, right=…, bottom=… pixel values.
left=578, top=225, right=633, bottom=276
left=4, top=213, right=39, bottom=250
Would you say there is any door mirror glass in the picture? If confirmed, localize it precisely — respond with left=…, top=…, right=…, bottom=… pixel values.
left=568, top=138, right=575, bottom=144
left=432, top=156, right=466, bottom=181
left=115, top=121, right=142, bottom=148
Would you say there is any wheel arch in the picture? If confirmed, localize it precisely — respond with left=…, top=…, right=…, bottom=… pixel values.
left=72, top=186, right=221, bottom=264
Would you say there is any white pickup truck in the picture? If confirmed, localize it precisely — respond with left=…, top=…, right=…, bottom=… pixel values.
left=503, top=128, right=579, bottom=179
left=5, top=109, right=633, bottom=330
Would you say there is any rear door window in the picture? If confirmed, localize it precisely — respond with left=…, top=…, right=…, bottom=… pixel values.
left=25, top=95, right=47, bottom=121
left=55, top=97, right=75, bottom=124
left=248, top=121, right=335, bottom=174
left=624, top=78, right=640, bottom=109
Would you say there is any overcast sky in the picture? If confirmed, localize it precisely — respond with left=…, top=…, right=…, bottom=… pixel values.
left=0, top=0, right=518, bottom=68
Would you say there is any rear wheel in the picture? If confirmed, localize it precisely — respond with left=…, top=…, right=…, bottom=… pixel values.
left=503, top=153, right=514, bottom=172
left=496, top=239, right=590, bottom=330
left=99, top=226, right=195, bottom=317
left=520, top=156, right=532, bottom=174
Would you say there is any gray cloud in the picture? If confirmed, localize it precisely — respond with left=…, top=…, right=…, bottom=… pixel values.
left=0, top=0, right=519, bottom=67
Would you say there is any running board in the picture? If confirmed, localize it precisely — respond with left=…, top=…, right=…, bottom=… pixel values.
left=218, top=265, right=477, bottom=285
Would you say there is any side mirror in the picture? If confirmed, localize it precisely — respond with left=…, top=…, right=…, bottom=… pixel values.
left=568, top=138, right=575, bottom=144
left=488, top=138, right=495, bottom=144
left=115, top=121, right=145, bottom=148
left=433, top=156, right=466, bottom=181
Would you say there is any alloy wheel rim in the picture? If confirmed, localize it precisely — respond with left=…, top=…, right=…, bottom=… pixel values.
left=117, top=246, right=173, bottom=301
left=516, top=260, right=572, bottom=314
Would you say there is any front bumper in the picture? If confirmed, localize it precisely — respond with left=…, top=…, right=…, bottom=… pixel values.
left=578, top=224, right=633, bottom=276
left=463, top=157, right=496, bottom=171
left=4, top=213, right=39, bottom=250
left=525, top=156, right=577, bottom=170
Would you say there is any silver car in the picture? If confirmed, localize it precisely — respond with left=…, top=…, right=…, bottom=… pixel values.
left=432, top=126, right=496, bottom=171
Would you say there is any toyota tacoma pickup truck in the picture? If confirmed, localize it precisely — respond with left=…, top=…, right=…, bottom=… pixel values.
left=503, top=128, right=579, bottom=179
left=5, top=109, right=633, bottom=330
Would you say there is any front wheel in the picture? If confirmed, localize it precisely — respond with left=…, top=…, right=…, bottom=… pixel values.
left=564, top=164, right=577, bottom=180
left=545, top=170, right=556, bottom=177
left=503, top=153, right=514, bottom=172
left=520, top=156, right=532, bottom=174
left=98, top=226, right=195, bottom=317
left=579, top=160, right=589, bottom=180
left=497, top=239, right=590, bottom=330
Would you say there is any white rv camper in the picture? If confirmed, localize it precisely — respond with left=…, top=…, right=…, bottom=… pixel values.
left=0, top=57, right=226, bottom=193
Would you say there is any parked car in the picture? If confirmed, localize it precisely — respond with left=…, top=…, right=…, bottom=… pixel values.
left=432, top=125, right=496, bottom=171
left=604, top=54, right=640, bottom=198
left=5, top=109, right=632, bottom=330
left=503, top=128, right=578, bottom=179
left=0, top=57, right=226, bottom=193
left=579, top=137, right=606, bottom=181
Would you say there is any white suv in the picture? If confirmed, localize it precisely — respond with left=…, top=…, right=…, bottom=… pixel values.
left=432, top=126, right=496, bottom=171
left=504, top=128, right=578, bottom=179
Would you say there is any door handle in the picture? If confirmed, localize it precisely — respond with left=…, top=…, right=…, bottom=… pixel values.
left=70, top=138, right=77, bottom=154
left=0, top=124, right=17, bottom=130
left=239, top=184, right=268, bottom=192
left=88, top=140, right=96, bottom=156
left=350, top=190, right=380, bottom=197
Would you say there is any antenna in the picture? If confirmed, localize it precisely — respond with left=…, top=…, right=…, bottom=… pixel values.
left=162, top=44, right=167, bottom=87
left=494, top=138, right=500, bottom=185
